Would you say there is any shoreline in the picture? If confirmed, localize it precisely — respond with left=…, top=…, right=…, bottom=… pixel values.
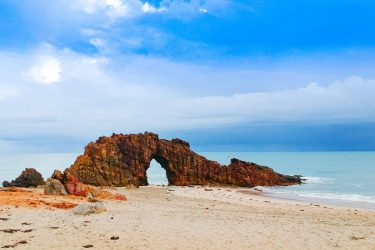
left=261, top=190, right=375, bottom=211
left=166, top=185, right=375, bottom=212
left=151, top=184, right=375, bottom=211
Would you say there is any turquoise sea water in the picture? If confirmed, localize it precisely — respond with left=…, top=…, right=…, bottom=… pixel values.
left=201, top=152, right=375, bottom=209
left=1, top=152, right=374, bottom=208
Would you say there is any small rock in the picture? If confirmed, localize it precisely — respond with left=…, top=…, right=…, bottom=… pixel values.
left=83, top=244, right=94, bottom=248
left=114, top=195, right=127, bottom=201
left=73, top=202, right=106, bottom=215
left=44, top=178, right=68, bottom=195
left=0, top=229, right=20, bottom=233
left=110, top=236, right=119, bottom=240
left=350, top=236, right=365, bottom=240
left=51, top=170, right=64, bottom=182
left=204, top=188, right=213, bottom=191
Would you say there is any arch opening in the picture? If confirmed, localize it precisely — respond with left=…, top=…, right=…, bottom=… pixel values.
left=146, top=159, right=168, bottom=185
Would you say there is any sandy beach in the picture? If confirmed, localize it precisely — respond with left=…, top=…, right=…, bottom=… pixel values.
left=1, top=186, right=374, bottom=250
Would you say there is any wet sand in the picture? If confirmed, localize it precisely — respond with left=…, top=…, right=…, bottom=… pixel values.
left=1, top=186, right=375, bottom=249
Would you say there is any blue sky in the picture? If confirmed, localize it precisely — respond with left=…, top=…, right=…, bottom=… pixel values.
left=1, top=0, right=375, bottom=152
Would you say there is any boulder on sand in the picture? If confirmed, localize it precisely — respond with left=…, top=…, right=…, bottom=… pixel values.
left=2, top=181, right=11, bottom=187
left=44, top=178, right=68, bottom=195
left=2, top=168, right=45, bottom=188
left=72, top=202, right=106, bottom=215
left=63, top=171, right=89, bottom=197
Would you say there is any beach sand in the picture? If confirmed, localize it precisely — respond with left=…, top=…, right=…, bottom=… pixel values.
left=1, top=186, right=374, bottom=249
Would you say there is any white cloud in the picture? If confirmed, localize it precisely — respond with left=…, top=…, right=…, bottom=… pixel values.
left=76, top=0, right=107, bottom=14
left=105, top=0, right=131, bottom=18
left=75, top=0, right=142, bottom=18
left=74, top=0, right=222, bottom=19
left=172, top=76, right=375, bottom=124
left=158, top=0, right=229, bottom=18
left=1, top=46, right=375, bottom=140
left=106, top=0, right=123, bottom=8
left=142, top=2, right=167, bottom=13
left=81, top=28, right=102, bottom=36
left=89, top=38, right=110, bottom=52
left=25, top=56, right=62, bottom=85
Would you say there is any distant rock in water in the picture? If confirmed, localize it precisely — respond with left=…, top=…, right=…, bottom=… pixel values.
left=66, top=132, right=301, bottom=187
left=2, top=168, right=45, bottom=188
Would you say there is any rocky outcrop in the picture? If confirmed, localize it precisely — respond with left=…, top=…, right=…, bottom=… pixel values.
left=2, top=168, right=45, bottom=188
left=44, top=169, right=87, bottom=196
left=66, top=132, right=301, bottom=187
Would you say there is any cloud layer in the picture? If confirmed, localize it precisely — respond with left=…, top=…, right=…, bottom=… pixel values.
left=1, top=1, right=375, bottom=151
left=1, top=45, right=375, bottom=142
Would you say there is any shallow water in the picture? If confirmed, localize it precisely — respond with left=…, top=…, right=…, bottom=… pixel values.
left=201, top=152, right=375, bottom=208
left=1, top=152, right=374, bottom=208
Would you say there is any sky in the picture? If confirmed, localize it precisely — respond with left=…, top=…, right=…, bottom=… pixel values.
left=1, top=0, right=375, bottom=152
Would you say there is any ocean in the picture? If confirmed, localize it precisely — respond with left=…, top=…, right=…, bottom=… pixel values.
left=1, top=152, right=374, bottom=209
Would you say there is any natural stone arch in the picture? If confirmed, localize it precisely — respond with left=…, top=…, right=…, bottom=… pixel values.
left=67, top=132, right=301, bottom=187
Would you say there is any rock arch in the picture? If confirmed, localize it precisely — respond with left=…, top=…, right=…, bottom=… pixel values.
left=66, top=132, right=301, bottom=187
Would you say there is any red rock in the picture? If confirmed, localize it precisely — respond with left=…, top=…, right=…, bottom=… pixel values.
left=63, top=171, right=89, bottom=197
left=65, top=132, right=301, bottom=188
left=114, top=195, right=127, bottom=201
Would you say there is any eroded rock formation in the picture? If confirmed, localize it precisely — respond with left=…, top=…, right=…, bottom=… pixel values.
left=2, top=168, right=45, bottom=188
left=66, top=132, right=301, bottom=187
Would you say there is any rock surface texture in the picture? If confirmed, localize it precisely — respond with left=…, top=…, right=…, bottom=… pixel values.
left=2, top=168, right=45, bottom=188
left=62, top=171, right=89, bottom=197
left=44, top=178, right=68, bottom=195
left=72, top=201, right=106, bottom=215
left=66, top=132, right=301, bottom=187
